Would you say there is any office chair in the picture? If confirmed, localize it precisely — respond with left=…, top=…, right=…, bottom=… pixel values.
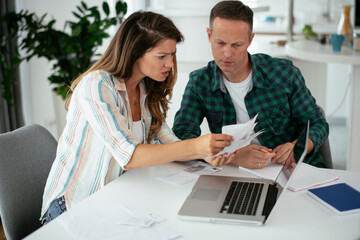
left=0, top=125, right=57, bottom=240
left=317, top=106, right=333, bottom=169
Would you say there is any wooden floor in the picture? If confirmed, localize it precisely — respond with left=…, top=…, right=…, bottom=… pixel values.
left=0, top=220, right=6, bottom=240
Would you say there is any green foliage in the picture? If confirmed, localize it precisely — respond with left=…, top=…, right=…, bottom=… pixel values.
left=0, top=1, right=127, bottom=103
left=302, top=24, right=318, bottom=40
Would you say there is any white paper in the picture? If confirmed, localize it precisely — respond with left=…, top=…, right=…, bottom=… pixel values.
left=288, top=162, right=339, bottom=192
left=238, top=162, right=284, bottom=181
left=206, top=113, right=263, bottom=159
left=148, top=213, right=166, bottom=223
left=58, top=206, right=181, bottom=240
left=156, top=161, right=220, bottom=185
left=224, top=114, right=258, bottom=141
left=221, top=131, right=264, bottom=156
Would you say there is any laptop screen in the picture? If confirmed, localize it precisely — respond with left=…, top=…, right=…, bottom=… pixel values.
left=274, top=120, right=310, bottom=188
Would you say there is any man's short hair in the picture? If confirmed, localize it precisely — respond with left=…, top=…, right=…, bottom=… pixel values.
left=209, top=0, right=253, bottom=35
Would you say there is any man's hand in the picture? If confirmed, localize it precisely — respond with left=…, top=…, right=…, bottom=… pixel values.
left=284, top=150, right=296, bottom=170
left=289, top=162, right=297, bottom=175
left=271, top=141, right=296, bottom=165
left=229, top=145, right=275, bottom=169
left=273, top=138, right=313, bottom=168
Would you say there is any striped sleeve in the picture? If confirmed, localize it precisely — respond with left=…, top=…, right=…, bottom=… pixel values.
left=151, top=121, right=180, bottom=144
left=76, top=71, right=138, bottom=167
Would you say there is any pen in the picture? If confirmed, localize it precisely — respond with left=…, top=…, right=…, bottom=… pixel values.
left=259, top=147, right=269, bottom=153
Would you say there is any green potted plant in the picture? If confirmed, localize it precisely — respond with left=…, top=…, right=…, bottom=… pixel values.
left=0, top=0, right=127, bottom=104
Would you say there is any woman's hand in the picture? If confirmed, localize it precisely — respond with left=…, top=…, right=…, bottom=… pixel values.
left=191, top=133, right=234, bottom=167
left=205, top=152, right=236, bottom=168
left=193, top=133, right=233, bottom=157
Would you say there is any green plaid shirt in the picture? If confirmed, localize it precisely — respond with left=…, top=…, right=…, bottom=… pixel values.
left=173, top=53, right=329, bottom=167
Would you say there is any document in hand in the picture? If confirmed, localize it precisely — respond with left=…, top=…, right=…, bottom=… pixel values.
left=287, top=163, right=339, bottom=192
left=206, top=113, right=263, bottom=159
left=307, top=183, right=360, bottom=215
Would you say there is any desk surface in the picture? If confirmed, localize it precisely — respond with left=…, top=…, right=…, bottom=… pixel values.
left=26, top=162, right=360, bottom=240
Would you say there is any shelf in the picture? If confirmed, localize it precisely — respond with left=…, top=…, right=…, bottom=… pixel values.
left=285, top=40, right=360, bottom=65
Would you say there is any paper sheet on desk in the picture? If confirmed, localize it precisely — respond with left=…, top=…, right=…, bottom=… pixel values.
left=287, top=163, right=339, bottom=192
left=206, top=113, right=263, bottom=160
left=156, top=161, right=220, bottom=185
left=238, top=162, right=283, bottom=181
left=58, top=205, right=181, bottom=240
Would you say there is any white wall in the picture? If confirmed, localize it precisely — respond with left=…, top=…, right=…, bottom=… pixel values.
left=16, top=0, right=119, bottom=138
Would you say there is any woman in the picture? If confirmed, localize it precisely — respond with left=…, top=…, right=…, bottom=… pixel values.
left=40, top=11, right=235, bottom=224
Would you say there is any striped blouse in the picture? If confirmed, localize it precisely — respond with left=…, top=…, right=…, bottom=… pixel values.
left=41, top=70, right=179, bottom=217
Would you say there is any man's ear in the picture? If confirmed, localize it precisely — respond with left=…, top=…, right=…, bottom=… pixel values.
left=249, top=33, right=255, bottom=45
left=206, top=28, right=211, bottom=42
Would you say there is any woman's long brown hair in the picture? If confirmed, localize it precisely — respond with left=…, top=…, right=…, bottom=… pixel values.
left=65, top=11, right=184, bottom=142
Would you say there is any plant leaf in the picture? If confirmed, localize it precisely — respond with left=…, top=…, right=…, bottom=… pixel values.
left=115, top=1, right=123, bottom=15
left=102, top=2, right=110, bottom=16
left=47, top=19, right=56, bottom=28
left=76, top=6, right=85, bottom=14
left=122, top=2, right=128, bottom=15
left=72, top=25, right=82, bottom=36
left=72, top=11, right=81, bottom=19
left=81, top=1, right=88, bottom=10
left=39, top=13, right=47, bottom=23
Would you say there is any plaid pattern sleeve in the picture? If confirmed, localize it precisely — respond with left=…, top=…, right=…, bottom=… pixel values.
left=173, top=54, right=329, bottom=168
left=246, top=54, right=329, bottom=167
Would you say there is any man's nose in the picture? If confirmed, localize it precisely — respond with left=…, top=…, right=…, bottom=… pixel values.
left=223, top=45, right=232, bottom=58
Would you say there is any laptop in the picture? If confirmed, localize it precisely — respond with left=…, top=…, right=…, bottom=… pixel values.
left=178, top=121, right=310, bottom=225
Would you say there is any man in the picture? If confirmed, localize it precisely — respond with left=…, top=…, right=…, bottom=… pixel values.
left=173, top=0, right=329, bottom=169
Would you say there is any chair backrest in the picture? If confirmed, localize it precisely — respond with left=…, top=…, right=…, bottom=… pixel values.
left=317, top=106, right=333, bottom=169
left=0, top=125, right=57, bottom=240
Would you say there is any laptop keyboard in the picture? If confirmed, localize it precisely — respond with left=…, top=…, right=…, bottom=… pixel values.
left=220, top=181, right=264, bottom=216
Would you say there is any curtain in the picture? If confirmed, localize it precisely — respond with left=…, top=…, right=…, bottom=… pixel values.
left=0, top=0, right=24, bottom=133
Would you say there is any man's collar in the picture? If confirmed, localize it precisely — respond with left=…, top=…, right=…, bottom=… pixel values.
left=210, top=62, right=225, bottom=93
left=210, top=53, right=265, bottom=93
left=249, top=53, right=272, bottom=89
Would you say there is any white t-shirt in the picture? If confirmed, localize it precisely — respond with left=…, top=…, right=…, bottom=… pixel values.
left=223, top=72, right=260, bottom=145
left=133, top=120, right=145, bottom=143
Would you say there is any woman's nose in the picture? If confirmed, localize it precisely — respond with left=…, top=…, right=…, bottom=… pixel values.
left=165, top=57, right=174, bottom=68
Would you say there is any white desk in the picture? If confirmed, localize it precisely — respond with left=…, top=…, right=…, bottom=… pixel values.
left=26, top=161, right=360, bottom=240
left=285, top=40, right=360, bottom=171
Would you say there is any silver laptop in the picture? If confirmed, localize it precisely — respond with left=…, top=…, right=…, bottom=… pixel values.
left=178, top=121, right=310, bottom=225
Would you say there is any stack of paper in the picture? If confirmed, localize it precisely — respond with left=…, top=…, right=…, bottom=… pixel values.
left=207, top=113, right=263, bottom=159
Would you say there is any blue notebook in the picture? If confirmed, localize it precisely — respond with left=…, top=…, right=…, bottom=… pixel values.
left=307, top=183, right=360, bottom=215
